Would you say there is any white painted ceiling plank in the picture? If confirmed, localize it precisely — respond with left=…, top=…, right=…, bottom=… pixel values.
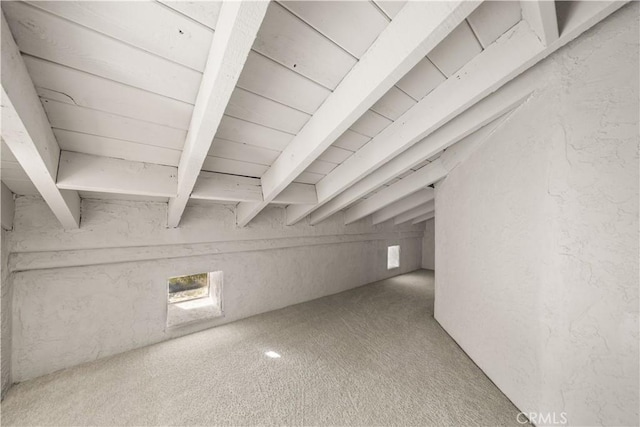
left=42, top=99, right=186, bottom=150
left=396, top=57, right=446, bottom=101
left=192, top=172, right=316, bottom=205
left=27, top=1, right=213, bottom=71
left=305, top=159, right=337, bottom=176
left=2, top=1, right=202, bottom=104
left=331, top=130, right=371, bottom=152
left=349, top=110, right=393, bottom=138
left=53, top=129, right=182, bottom=167
left=1, top=182, right=15, bottom=231
left=159, top=1, right=222, bottom=30
left=371, top=86, right=417, bottom=121
left=167, top=0, right=269, bottom=228
left=237, top=51, right=331, bottom=115
left=394, top=202, right=435, bottom=225
left=202, top=156, right=269, bottom=178
left=24, top=56, right=194, bottom=130
left=57, top=152, right=178, bottom=197
left=192, top=172, right=262, bottom=202
left=1, top=12, right=80, bottom=228
left=237, top=1, right=481, bottom=227
left=294, top=171, right=324, bottom=185
left=225, top=88, right=310, bottom=135
left=317, top=146, right=353, bottom=164
left=521, top=0, right=559, bottom=46
left=427, top=20, right=483, bottom=77
left=372, top=189, right=435, bottom=225
left=253, top=2, right=357, bottom=90
left=467, top=1, right=522, bottom=48
left=412, top=212, right=435, bottom=225
left=208, top=138, right=280, bottom=165
left=280, top=0, right=389, bottom=59
left=216, top=115, right=293, bottom=152
left=374, top=1, right=407, bottom=20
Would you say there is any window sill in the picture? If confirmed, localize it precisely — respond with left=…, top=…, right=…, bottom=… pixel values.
left=166, top=296, right=223, bottom=329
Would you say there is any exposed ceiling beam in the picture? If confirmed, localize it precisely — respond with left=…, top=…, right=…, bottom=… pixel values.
left=287, top=0, right=626, bottom=226
left=521, top=1, right=559, bottom=46
left=1, top=182, right=14, bottom=231
left=1, top=12, right=80, bottom=229
left=56, top=154, right=316, bottom=205
left=344, top=112, right=511, bottom=225
left=394, top=203, right=435, bottom=225
left=167, top=1, right=269, bottom=227
left=372, top=189, right=434, bottom=225
left=297, top=86, right=530, bottom=226
left=57, top=152, right=178, bottom=197
left=192, top=172, right=317, bottom=205
left=412, top=212, right=435, bottom=225
left=235, top=1, right=482, bottom=227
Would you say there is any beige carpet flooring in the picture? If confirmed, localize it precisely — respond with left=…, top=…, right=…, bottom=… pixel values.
left=1, top=270, right=522, bottom=426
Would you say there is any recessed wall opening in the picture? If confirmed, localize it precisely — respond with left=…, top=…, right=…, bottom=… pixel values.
left=166, top=271, right=223, bottom=328
left=387, top=245, right=400, bottom=270
left=168, top=273, right=210, bottom=304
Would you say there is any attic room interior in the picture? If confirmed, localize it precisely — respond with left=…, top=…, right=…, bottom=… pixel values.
left=0, top=0, right=637, bottom=425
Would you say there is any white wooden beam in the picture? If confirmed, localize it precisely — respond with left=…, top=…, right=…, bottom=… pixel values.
left=412, top=212, right=435, bottom=225
left=167, top=1, right=268, bottom=227
left=394, top=202, right=434, bottom=225
left=521, top=1, right=559, bottom=46
left=235, top=1, right=482, bottom=227
left=296, top=88, right=529, bottom=226
left=1, top=182, right=15, bottom=230
left=1, top=12, right=80, bottom=229
left=288, top=1, right=625, bottom=226
left=372, top=189, right=434, bottom=225
left=55, top=156, right=318, bottom=205
left=57, top=152, right=178, bottom=197
left=192, top=172, right=317, bottom=205
left=344, top=113, right=511, bottom=225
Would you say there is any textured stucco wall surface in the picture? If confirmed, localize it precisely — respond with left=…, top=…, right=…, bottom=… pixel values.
left=421, top=218, right=435, bottom=270
left=8, top=198, right=422, bottom=382
left=1, top=228, right=11, bottom=398
left=435, top=5, right=639, bottom=426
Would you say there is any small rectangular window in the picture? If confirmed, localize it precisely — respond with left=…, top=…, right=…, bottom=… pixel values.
left=387, top=245, right=400, bottom=269
left=167, top=271, right=223, bottom=328
left=168, top=272, right=209, bottom=304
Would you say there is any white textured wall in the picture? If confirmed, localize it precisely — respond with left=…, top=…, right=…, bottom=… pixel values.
left=435, top=5, right=639, bottom=426
left=421, top=218, right=435, bottom=270
left=8, top=197, right=422, bottom=382
left=1, top=228, right=11, bottom=398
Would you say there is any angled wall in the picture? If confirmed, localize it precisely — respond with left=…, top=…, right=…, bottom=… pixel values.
left=435, top=5, right=639, bottom=426
left=422, top=218, right=435, bottom=270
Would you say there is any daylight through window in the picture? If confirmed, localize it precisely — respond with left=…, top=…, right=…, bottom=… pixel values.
left=168, top=273, right=210, bottom=304
left=387, top=245, right=400, bottom=270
